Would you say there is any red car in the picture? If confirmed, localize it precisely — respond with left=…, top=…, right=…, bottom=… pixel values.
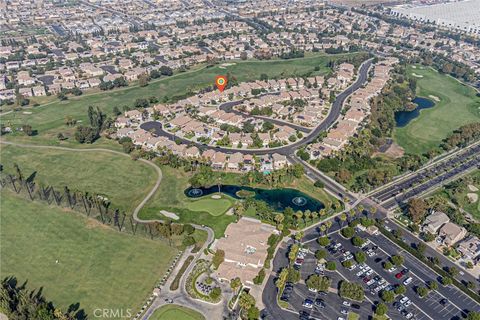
left=395, top=272, right=403, bottom=279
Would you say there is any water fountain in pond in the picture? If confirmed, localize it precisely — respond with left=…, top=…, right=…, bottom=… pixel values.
left=188, top=188, right=203, bottom=197
left=292, top=196, right=307, bottom=206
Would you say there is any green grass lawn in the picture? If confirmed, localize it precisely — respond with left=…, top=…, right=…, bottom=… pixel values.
left=434, top=169, right=480, bottom=220
left=185, top=196, right=233, bottom=216
left=0, top=191, right=178, bottom=319
left=0, top=53, right=361, bottom=146
left=149, top=305, right=205, bottom=320
left=394, top=65, right=480, bottom=155
left=0, top=144, right=157, bottom=213
left=138, top=165, right=236, bottom=238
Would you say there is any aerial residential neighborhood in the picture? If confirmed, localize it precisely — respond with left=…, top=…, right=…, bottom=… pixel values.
left=1, top=1, right=480, bottom=320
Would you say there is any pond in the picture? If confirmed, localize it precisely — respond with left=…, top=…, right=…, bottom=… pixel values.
left=395, top=97, right=435, bottom=127
left=185, top=185, right=325, bottom=213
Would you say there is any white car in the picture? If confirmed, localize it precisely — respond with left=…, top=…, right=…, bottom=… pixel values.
left=308, top=287, right=318, bottom=293
left=366, top=279, right=375, bottom=286
left=342, top=300, right=351, bottom=307
left=365, top=269, right=374, bottom=276
left=400, top=296, right=409, bottom=304
left=388, top=266, right=397, bottom=273
left=343, top=251, right=351, bottom=257
left=356, top=270, right=365, bottom=277
left=406, top=313, right=414, bottom=319
left=403, top=277, right=413, bottom=285
left=348, top=264, right=357, bottom=271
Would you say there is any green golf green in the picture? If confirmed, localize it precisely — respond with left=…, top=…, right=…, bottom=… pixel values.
left=150, top=304, right=205, bottom=320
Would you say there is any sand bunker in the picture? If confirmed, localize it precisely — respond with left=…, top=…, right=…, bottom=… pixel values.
left=468, top=184, right=479, bottom=192
left=411, top=73, right=423, bottom=78
left=160, top=210, right=179, bottom=220
left=22, top=111, right=32, bottom=114
left=219, top=62, right=237, bottom=69
left=211, top=194, right=222, bottom=199
left=467, top=193, right=479, bottom=204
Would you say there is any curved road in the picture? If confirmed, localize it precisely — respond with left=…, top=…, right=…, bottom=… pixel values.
left=141, top=58, right=373, bottom=156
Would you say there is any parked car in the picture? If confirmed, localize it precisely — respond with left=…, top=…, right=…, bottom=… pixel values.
left=302, top=299, right=313, bottom=309
left=342, top=301, right=351, bottom=307
left=403, top=277, right=413, bottom=285
left=395, top=272, right=403, bottom=279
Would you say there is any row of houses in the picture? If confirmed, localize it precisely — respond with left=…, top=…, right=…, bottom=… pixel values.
left=115, top=127, right=289, bottom=172
left=422, top=210, right=480, bottom=266
left=307, top=58, right=398, bottom=159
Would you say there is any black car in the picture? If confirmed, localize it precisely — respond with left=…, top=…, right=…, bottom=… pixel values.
left=351, top=304, right=361, bottom=310
left=440, top=298, right=448, bottom=305
left=374, top=257, right=383, bottom=263
left=401, top=268, right=410, bottom=275
left=315, top=299, right=325, bottom=308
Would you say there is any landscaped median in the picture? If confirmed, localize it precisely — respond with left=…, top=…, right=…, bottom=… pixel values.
left=185, top=259, right=222, bottom=304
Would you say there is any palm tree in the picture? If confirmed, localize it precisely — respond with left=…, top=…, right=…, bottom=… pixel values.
left=325, top=220, right=333, bottom=234
left=295, top=211, right=304, bottom=227
left=274, top=213, right=285, bottom=227
left=294, top=231, right=304, bottom=242
left=319, top=224, right=327, bottom=236
left=339, top=213, right=347, bottom=227
left=230, top=277, right=242, bottom=295
left=311, top=211, right=319, bottom=222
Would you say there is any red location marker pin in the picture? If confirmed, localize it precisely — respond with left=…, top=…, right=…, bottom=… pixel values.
left=215, top=75, right=228, bottom=92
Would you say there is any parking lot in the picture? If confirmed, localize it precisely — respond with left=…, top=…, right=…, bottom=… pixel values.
left=280, top=246, right=375, bottom=320
left=304, top=225, right=477, bottom=320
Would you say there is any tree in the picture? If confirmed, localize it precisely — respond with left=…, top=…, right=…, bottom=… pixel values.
left=287, top=267, right=301, bottom=283
left=325, top=261, right=336, bottom=271
left=288, top=244, right=300, bottom=264
left=230, top=277, right=242, bottom=295
left=247, top=306, right=260, bottom=320
left=314, top=180, right=325, bottom=188
left=407, top=198, right=428, bottom=223
left=427, top=280, right=438, bottom=291
left=352, top=236, right=365, bottom=247
left=306, top=275, right=331, bottom=292
left=416, top=286, right=429, bottom=298
left=294, top=231, right=304, bottom=242
left=354, top=251, right=367, bottom=264
left=238, top=292, right=255, bottom=311
left=383, top=261, right=394, bottom=270
left=339, top=281, right=364, bottom=301
left=375, top=302, right=388, bottom=316
left=467, top=312, right=480, bottom=320
left=276, top=268, right=289, bottom=292
left=394, top=284, right=406, bottom=295
left=391, top=255, right=404, bottom=267
left=315, top=250, right=327, bottom=261
left=317, top=236, right=330, bottom=247
left=440, top=276, right=453, bottom=286
left=380, top=290, right=395, bottom=303
left=341, top=226, right=355, bottom=239
left=22, top=124, right=33, bottom=136
left=342, top=260, right=354, bottom=268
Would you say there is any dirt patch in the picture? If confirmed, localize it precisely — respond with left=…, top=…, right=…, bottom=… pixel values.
left=85, top=218, right=111, bottom=230
left=219, top=62, right=237, bottom=69
left=161, top=210, right=179, bottom=220
left=374, top=142, right=405, bottom=159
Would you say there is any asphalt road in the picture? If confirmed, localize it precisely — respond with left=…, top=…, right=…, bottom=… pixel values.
left=140, top=59, right=373, bottom=156
left=218, top=99, right=311, bottom=134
